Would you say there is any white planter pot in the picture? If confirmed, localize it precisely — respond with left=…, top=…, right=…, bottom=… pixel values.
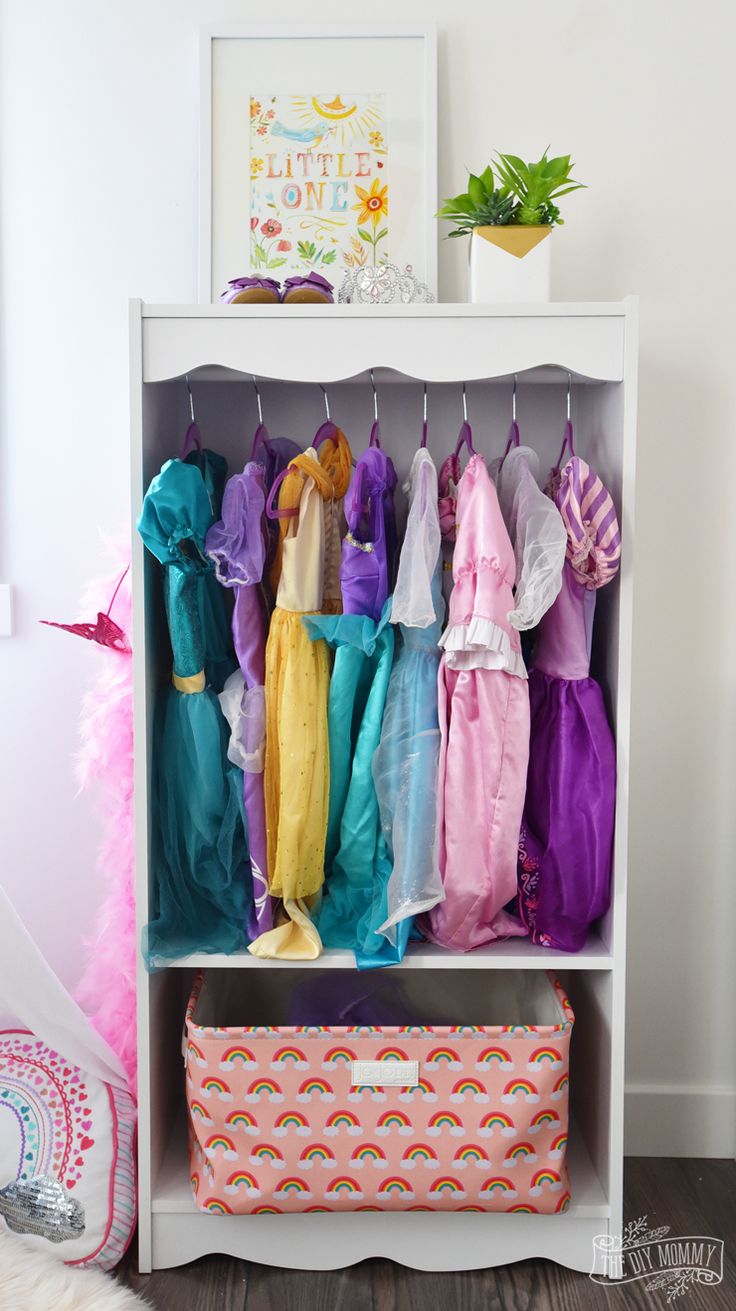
left=468, top=226, right=552, bottom=303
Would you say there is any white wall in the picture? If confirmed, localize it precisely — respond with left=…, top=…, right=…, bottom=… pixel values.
left=1, top=0, right=734, bottom=1154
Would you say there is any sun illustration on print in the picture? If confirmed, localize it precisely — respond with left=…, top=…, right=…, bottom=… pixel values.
left=249, top=93, right=388, bottom=276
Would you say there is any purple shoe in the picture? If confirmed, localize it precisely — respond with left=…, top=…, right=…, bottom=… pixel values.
left=220, top=276, right=281, bottom=304
left=281, top=272, right=334, bottom=304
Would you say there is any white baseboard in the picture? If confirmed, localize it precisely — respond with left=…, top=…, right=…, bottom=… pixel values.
left=625, top=1084, right=736, bottom=1157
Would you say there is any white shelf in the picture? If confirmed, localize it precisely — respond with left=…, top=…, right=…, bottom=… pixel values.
left=153, top=932, right=613, bottom=972
left=152, top=1116, right=608, bottom=1220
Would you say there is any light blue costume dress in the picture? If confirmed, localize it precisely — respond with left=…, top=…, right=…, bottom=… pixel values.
left=137, top=452, right=251, bottom=964
left=303, top=446, right=396, bottom=966
left=371, top=448, right=445, bottom=961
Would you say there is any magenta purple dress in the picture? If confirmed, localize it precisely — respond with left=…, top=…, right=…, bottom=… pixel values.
left=517, top=456, right=622, bottom=952
left=205, top=463, right=273, bottom=938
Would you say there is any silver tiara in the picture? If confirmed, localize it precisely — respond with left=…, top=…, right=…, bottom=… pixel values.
left=338, top=263, right=435, bottom=305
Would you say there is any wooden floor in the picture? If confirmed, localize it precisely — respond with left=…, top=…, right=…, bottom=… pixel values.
left=118, top=1158, right=735, bottom=1310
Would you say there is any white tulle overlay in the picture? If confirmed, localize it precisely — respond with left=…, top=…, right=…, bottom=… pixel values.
left=440, top=617, right=527, bottom=677
left=390, top=449, right=441, bottom=629
left=217, top=671, right=266, bottom=774
left=496, top=446, right=567, bottom=631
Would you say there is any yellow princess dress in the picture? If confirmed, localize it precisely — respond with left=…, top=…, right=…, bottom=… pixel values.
left=249, top=438, right=350, bottom=960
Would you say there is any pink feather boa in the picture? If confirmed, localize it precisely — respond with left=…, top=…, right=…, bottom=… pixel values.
left=73, top=538, right=137, bottom=1091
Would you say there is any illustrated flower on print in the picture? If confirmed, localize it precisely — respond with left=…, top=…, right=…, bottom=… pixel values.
left=369, top=131, right=384, bottom=148
left=251, top=158, right=264, bottom=177
left=277, top=240, right=291, bottom=252
left=250, top=216, right=259, bottom=231
left=250, top=100, right=261, bottom=119
left=261, top=219, right=282, bottom=237
left=353, top=178, right=389, bottom=229
left=257, top=124, right=268, bottom=136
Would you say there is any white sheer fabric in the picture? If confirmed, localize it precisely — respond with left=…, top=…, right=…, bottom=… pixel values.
left=390, top=449, right=441, bottom=629
left=496, top=445, right=566, bottom=631
left=218, top=672, right=266, bottom=774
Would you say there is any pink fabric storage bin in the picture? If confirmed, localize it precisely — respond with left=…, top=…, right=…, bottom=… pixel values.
left=184, top=969, right=574, bottom=1216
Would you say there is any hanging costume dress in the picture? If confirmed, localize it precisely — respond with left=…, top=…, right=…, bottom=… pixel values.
left=137, top=454, right=250, bottom=963
left=205, top=462, right=272, bottom=939
left=371, top=448, right=445, bottom=958
left=248, top=448, right=341, bottom=961
left=304, top=445, right=397, bottom=966
left=518, top=456, right=621, bottom=951
left=423, top=454, right=530, bottom=951
left=495, top=445, right=567, bottom=631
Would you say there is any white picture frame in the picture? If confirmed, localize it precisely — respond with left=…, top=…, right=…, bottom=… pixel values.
left=199, top=25, right=438, bottom=303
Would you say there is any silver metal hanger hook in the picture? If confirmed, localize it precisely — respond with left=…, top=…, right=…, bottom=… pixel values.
left=462, top=380, right=468, bottom=423
left=252, top=374, right=263, bottom=426
left=319, top=383, right=330, bottom=422
left=423, top=381, right=428, bottom=424
left=512, top=373, right=518, bottom=424
left=185, top=373, right=195, bottom=423
left=567, top=371, right=572, bottom=422
left=370, top=369, right=379, bottom=423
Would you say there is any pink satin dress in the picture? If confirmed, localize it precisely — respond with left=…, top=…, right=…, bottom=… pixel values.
left=422, top=454, right=530, bottom=951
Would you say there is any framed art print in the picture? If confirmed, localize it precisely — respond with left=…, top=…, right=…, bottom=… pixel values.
left=200, top=26, right=437, bottom=302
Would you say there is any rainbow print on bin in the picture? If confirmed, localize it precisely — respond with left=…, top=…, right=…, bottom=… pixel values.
left=224, top=1170, right=260, bottom=1198
left=244, top=1078, right=284, bottom=1105
left=526, top=1046, right=563, bottom=1073
left=529, top=1168, right=563, bottom=1197
left=189, top=1098, right=213, bottom=1126
left=348, top=1083, right=387, bottom=1104
left=296, top=1077, right=336, bottom=1104
left=324, top=1176, right=364, bottom=1202
left=225, top=1110, right=260, bottom=1137
left=299, top=1143, right=337, bottom=1170
left=374, top=1110, right=413, bottom=1138
left=201, top=1197, right=233, bottom=1214
left=501, top=1078, right=540, bottom=1105
left=479, top=1177, right=518, bottom=1201
left=452, top=1144, right=491, bottom=1172
left=218, top=1045, right=259, bottom=1072
left=272, top=1111, right=311, bottom=1138
left=550, top=1073, right=570, bottom=1101
left=204, top=1134, right=238, bottom=1161
left=401, top=1143, right=439, bottom=1171
left=528, top=1108, right=561, bottom=1134
left=475, top=1046, right=515, bottom=1073
left=324, top=1109, right=362, bottom=1138
left=426, top=1110, right=465, bottom=1138
left=503, top=1141, right=538, bottom=1169
left=548, top=1133, right=569, bottom=1160
left=351, top=1143, right=388, bottom=1170
left=428, top=1176, right=466, bottom=1200
left=425, top=1046, right=463, bottom=1072
left=200, top=1076, right=233, bottom=1103
left=398, top=1077, right=437, bottom=1104
left=376, top=1176, right=415, bottom=1202
left=249, top=1144, right=285, bottom=1170
left=187, top=1040, right=208, bottom=1069
left=273, top=1177, right=313, bottom=1202
left=321, top=1046, right=357, bottom=1070
left=478, top=1111, right=516, bottom=1139
left=449, top=1078, right=490, bottom=1104
left=270, top=1046, right=309, bottom=1072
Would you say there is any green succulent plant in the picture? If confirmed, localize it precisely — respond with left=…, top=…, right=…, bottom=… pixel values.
left=437, top=165, right=516, bottom=237
left=493, top=150, right=585, bottom=226
left=438, top=151, right=585, bottom=235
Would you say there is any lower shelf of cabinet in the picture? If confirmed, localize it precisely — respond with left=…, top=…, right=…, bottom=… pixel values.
left=152, top=931, right=614, bottom=972
left=143, top=1120, right=611, bottom=1272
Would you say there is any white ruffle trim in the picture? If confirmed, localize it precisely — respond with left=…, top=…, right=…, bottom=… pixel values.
left=439, top=617, right=528, bottom=678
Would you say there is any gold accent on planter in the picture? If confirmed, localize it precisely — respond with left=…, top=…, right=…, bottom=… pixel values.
left=473, top=226, right=551, bottom=259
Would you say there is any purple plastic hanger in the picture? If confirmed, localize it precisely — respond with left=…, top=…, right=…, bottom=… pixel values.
left=454, top=383, right=476, bottom=457
left=553, top=373, right=576, bottom=470
left=368, top=369, right=382, bottom=447
left=179, top=376, right=203, bottom=458
left=265, top=465, right=299, bottom=520
left=499, top=375, right=521, bottom=470
left=314, top=384, right=339, bottom=449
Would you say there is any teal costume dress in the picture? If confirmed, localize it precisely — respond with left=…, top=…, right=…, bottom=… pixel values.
left=303, top=446, right=396, bottom=967
left=137, top=453, right=250, bottom=964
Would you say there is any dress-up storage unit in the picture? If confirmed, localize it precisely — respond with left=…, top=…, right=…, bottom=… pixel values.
left=130, top=299, right=638, bottom=1274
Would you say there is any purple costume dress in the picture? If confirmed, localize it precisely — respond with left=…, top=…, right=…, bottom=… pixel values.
left=518, top=456, right=622, bottom=952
